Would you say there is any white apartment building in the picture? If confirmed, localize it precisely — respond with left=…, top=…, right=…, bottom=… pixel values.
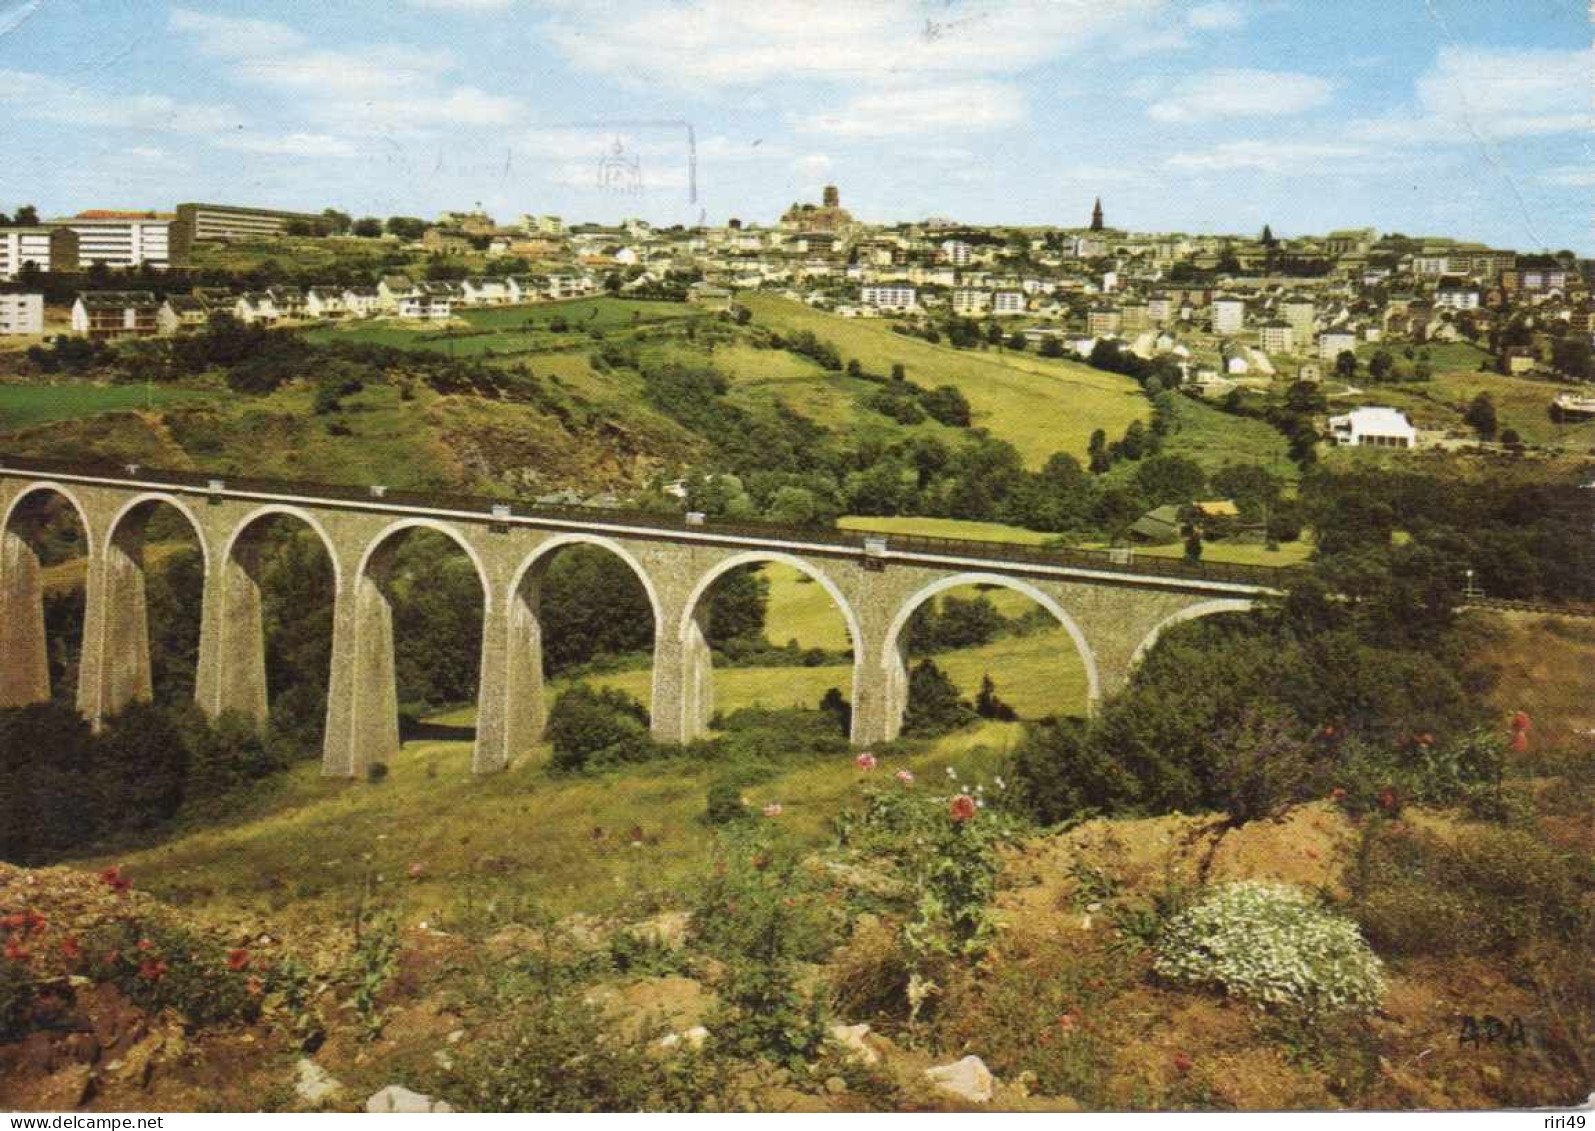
left=1212, top=297, right=1245, bottom=334
left=1258, top=322, right=1294, bottom=354
left=398, top=295, right=452, bottom=320
left=462, top=277, right=512, bottom=305
left=0, top=293, right=44, bottom=335
left=950, top=288, right=990, bottom=315
left=1318, top=329, right=1358, bottom=361
left=992, top=291, right=1026, bottom=316
left=48, top=216, right=172, bottom=269
left=341, top=287, right=381, bottom=317
left=940, top=240, right=972, bottom=266
left=1328, top=406, right=1417, bottom=448
left=1281, top=299, right=1316, bottom=338
left=1435, top=285, right=1481, bottom=310
left=0, top=227, right=78, bottom=280
left=861, top=284, right=917, bottom=311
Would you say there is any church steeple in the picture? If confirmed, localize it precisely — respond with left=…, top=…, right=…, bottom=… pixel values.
left=1090, top=197, right=1104, bottom=231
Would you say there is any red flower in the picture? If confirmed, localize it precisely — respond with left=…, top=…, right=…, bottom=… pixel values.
left=949, top=794, right=977, bottom=823
left=99, top=866, right=131, bottom=894
left=227, top=949, right=250, bottom=972
left=59, top=937, right=82, bottom=961
left=138, top=959, right=167, bottom=982
left=1321, top=726, right=1336, bottom=738
left=1416, top=732, right=1434, bottom=747
left=1378, top=787, right=1398, bottom=812
left=0, top=913, right=24, bottom=931
left=4, top=938, right=28, bottom=962
left=1510, top=730, right=1529, bottom=753
left=136, top=937, right=154, bottom=953
left=1510, top=710, right=1531, bottom=733
left=1173, top=1052, right=1193, bottom=1074
left=855, top=752, right=878, bottom=772
left=1057, top=1011, right=1078, bottom=1034
left=1329, top=787, right=1347, bottom=801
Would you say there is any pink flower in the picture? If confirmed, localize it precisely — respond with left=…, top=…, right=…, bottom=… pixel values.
left=949, top=794, right=977, bottom=823
left=407, top=862, right=426, bottom=880
left=762, top=802, right=783, bottom=818
left=1510, top=710, right=1531, bottom=733
left=1173, top=1052, right=1193, bottom=1074
left=854, top=752, right=878, bottom=772
left=895, top=769, right=915, bottom=785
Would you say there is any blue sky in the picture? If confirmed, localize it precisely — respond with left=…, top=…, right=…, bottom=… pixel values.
left=1, top=0, right=1589, bottom=251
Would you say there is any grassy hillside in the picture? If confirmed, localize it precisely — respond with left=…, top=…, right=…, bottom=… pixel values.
left=78, top=717, right=1021, bottom=927
left=742, top=295, right=1148, bottom=466
left=0, top=384, right=211, bottom=431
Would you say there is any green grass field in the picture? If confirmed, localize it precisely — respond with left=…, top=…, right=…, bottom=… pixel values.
left=300, top=298, right=698, bottom=358
left=1154, top=392, right=1297, bottom=480
left=80, top=717, right=1022, bottom=928
left=743, top=295, right=1148, bottom=467
left=0, top=384, right=210, bottom=431
left=838, top=514, right=1055, bottom=546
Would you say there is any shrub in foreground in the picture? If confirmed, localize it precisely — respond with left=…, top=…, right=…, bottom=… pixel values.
left=1154, top=882, right=1384, bottom=1017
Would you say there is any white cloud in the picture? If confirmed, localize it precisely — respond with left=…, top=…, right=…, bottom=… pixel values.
left=168, top=6, right=523, bottom=133
left=1350, top=45, right=1591, bottom=145
left=540, top=0, right=1168, bottom=92
left=0, top=68, right=242, bottom=132
left=1187, top=2, right=1244, bottom=31
left=404, top=0, right=514, bottom=8
left=1147, top=69, right=1333, bottom=122
left=1538, top=166, right=1595, bottom=188
left=168, top=8, right=307, bottom=56
left=1166, top=140, right=1368, bottom=173
left=793, top=81, right=1026, bottom=137
left=124, top=145, right=167, bottom=161
left=791, top=152, right=832, bottom=178
left=216, top=132, right=357, bottom=157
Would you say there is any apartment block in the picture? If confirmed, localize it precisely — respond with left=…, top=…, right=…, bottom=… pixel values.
left=48, top=214, right=172, bottom=269
left=861, top=284, right=917, bottom=311
left=0, top=293, right=44, bottom=335
left=71, top=291, right=159, bottom=340
left=1259, top=322, right=1294, bottom=354
left=0, top=227, right=78, bottom=280
left=992, top=290, right=1026, bottom=316
left=172, top=202, right=326, bottom=261
left=1212, top=297, right=1245, bottom=334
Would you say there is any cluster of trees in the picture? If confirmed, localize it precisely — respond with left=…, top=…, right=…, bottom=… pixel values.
left=1011, top=541, right=1497, bottom=824
left=1299, top=461, right=1593, bottom=601
left=0, top=702, right=298, bottom=864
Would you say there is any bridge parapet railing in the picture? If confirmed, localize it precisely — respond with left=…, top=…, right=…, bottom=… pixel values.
left=0, top=453, right=1288, bottom=588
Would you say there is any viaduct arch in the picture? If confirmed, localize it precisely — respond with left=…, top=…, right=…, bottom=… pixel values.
left=0, top=459, right=1276, bottom=774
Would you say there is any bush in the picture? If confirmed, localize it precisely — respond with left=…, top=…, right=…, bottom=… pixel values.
left=901, top=659, right=975, bottom=738
left=704, top=779, right=748, bottom=825
left=1154, top=882, right=1385, bottom=1017
left=1349, top=822, right=1587, bottom=957
left=546, top=685, right=652, bottom=772
left=441, top=992, right=723, bottom=1111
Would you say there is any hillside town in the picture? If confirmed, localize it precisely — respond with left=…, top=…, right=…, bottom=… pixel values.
left=2, top=189, right=1594, bottom=453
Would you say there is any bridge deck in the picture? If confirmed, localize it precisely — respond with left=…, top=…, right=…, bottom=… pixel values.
left=1, top=453, right=1289, bottom=591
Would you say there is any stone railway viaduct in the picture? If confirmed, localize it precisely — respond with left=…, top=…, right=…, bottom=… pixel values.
left=0, top=457, right=1281, bottom=775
